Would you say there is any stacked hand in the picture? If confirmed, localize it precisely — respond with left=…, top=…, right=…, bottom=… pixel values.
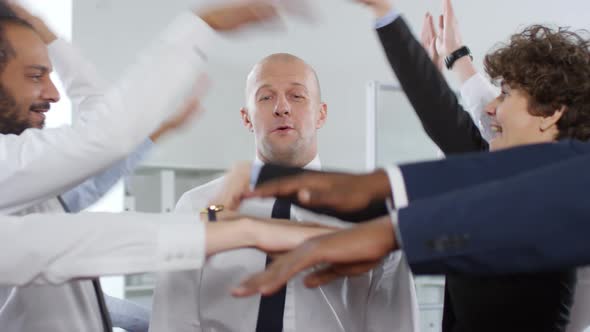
left=232, top=216, right=398, bottom=297
left=219, top=214, right=341, bottom=255
left=246, top=169, right=392, bottom=213
left=205, top=213, right=341, bottom=258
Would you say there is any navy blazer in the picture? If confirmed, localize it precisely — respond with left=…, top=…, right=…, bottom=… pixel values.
left=256, top=141, right=590, bottom=275
left=398, top=140, right=590, bottom=275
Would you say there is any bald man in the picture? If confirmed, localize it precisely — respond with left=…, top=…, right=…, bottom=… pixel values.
left=148, top=54, right=419, bottom=332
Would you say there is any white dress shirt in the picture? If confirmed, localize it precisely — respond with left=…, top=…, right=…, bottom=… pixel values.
left=0, top=212, right=204, bottom=287
left=150, top=156, right=419, bottom=332
left=0, top=11, right=216, bottom=332
left=0, top=11, right=213, bottom=215
left=459, top=73, right=499, bottom=142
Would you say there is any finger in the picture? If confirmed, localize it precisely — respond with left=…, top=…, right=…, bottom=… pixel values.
left=430, top=39, right=438, bottom=57
left=181, top=98, right=203, bottom=119
left=250, top=177, right=302, bottom=199
left=439, top=14, right=444, bottom=32
left=333, top=261, right=380, bottom=275
left=420, top=13, right=432, bottom=47
left=215, top=211, right=242, bottom=222
left=252, top=174, right=327, bottom=199
left=304, top=261, right=379, bottom=288
left=232, top=242, right=322, bottom=297
left=246, top=3, right=279, bottom=23
left=444, top=0, right=455, bottom=18
left=299, top=189, right=354, bottom=211
left=304, top=267, right=341, bottom=288
left=427, top=13, right=437, bottom=38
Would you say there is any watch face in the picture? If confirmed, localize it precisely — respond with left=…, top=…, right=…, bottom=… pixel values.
left=208, top=205, right=224, bottom=212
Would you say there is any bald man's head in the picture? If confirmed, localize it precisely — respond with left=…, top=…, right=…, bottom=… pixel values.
left=245, top=53, right=321, bottom=105
left=240, top=53, right=327, bottom=167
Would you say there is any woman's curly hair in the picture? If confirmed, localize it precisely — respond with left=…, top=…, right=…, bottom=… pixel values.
left=485, top=25, right=590, bottom=141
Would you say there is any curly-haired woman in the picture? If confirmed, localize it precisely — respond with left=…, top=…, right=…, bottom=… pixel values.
left=359, top=0, right=590, bottom=330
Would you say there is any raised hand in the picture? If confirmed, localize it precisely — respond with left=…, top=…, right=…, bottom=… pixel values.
left=420, top=13, right=444, bottom=71
left=196, top=1, right=280, bottom=32
left=354, top=0, right=394, bottom=19
left=436, top=0, right=464, bottom=60
left=208, top=161, right=254, bottom=211
left=150, top=75, right=210, bottom=142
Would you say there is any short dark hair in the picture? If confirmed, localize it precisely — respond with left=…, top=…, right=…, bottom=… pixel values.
left=0, top=6, right=35, bottom=74
left=485, top=25, right=590, bottom=141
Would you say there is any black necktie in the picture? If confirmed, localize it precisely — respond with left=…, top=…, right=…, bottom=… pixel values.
left=255, top=198, right=290, bottom=332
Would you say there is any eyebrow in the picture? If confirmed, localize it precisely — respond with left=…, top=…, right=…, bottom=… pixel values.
left=255, top=82, right=309, bottom=95
left=26, top=65, right=50, bottom=74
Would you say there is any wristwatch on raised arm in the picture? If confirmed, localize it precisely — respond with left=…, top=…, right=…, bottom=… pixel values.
left=445, top=46, right=473, bottom=70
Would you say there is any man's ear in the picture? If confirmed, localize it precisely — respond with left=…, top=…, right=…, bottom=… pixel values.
left=316, top=103, right=328, bottom=129
left=240, top=107, right=254, bottom=132
left=540, top=106, right=566, bottom=132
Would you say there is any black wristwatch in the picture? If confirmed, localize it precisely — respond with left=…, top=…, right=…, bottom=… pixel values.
left=444, top=46, right=473, bottom=70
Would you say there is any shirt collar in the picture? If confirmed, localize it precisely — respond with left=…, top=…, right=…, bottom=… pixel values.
left=253, top=154, right=322, bottom=171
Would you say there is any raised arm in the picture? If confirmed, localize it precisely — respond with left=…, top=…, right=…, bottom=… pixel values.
left=361, top=0, right=488, bottom=153
left=0, top=2, right=283, bottom=214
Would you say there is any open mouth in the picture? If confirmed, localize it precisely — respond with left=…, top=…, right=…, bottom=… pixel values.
left=29, top=108, right=49, bottom=122
left=490, top=123, right=503, bottom=134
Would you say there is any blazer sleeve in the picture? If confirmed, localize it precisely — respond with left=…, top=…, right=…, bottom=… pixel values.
left=397, top=140, right=590, bottom=203
left=397, top=153, right=590, bottom=275
left=376, top=17, right=488, bottom=154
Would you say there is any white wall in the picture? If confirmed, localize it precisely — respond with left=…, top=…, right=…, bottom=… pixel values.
left=22, top=0, right=72, bottom=128
left=72, top=0, right=590, bottom=171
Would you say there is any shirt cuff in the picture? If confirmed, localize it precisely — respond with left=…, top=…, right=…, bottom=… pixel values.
left=386, top=206, right=404, bottom=248
left=156, top=221, right=205, bottom=271
left=375, top=9, right=401, bottom=29
left=459, top=73, right=498, bottom=106
left=385, top=166, right=409, bottom=209
left=250, top=164, right=263, bottom=190
left=460, top=73, right=499, bottom=142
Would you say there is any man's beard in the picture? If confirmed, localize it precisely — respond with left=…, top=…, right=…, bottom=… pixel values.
left=0, top=85, right=44, bottom=135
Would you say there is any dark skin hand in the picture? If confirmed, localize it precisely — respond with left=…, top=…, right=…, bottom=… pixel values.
left=232, top=216, right=398, bottom=297
left=245, top=169, right=392, bottom=213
